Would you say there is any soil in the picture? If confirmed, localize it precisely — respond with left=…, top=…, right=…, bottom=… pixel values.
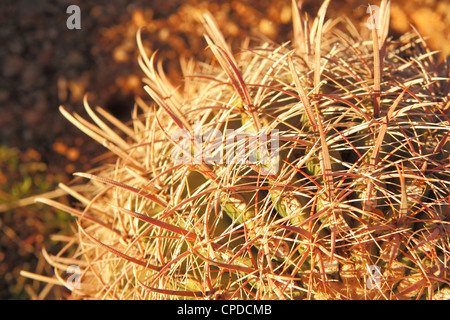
left=0, top=0, right=448, bottom=299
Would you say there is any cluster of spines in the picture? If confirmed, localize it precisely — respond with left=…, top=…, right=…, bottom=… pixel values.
left=30, top=0, right=450, bottom=300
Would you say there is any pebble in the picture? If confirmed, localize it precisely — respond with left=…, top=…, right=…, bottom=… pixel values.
left=21, top=63, right=41, bottom=90
left=3, top=55, right=25, bottom=78
left=0, top=90, right=10, bottom=103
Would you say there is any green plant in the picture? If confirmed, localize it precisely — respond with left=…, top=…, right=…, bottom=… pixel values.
left=34, top=0, right=449, bottom=299
left=0, top=145, right=72, bottom=299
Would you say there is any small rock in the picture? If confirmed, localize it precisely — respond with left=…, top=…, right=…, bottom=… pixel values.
left=113, top=46, right=129, bottom=63
left=259, top=18, right=277, bottom=39
left=21, top=63, right=41, bottom=89
left=3, top=55, right=25, bottom=78
left=0, top=90, right=10, bottom=102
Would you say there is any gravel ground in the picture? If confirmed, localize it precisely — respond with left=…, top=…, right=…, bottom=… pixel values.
left=0, top=0, right=448, bottom=300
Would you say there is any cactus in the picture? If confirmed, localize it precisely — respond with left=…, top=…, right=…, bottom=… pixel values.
left=35, top=0, right=449, bottom=299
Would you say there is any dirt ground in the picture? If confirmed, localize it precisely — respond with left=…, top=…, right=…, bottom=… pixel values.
left=0, top=0, right=448, bottom=299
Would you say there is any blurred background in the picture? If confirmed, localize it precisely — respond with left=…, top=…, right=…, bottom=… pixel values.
left=0, top=0, right=448, bottom=299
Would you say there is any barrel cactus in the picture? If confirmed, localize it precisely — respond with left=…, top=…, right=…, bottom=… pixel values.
left=37, top=0, right=449, bottom=299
